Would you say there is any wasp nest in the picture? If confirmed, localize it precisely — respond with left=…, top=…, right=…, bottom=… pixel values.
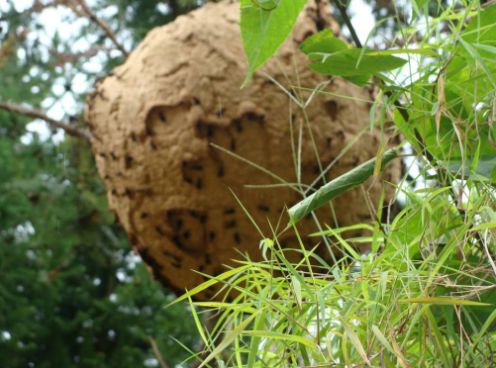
left=86, top=0, right=400, bottom=298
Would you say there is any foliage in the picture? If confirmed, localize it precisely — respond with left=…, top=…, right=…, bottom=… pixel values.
left=176, top=0, right=496, bottom=366
left=240, top=0, right=307, bottom=85
left=288, top=148, right=398, bottom=224
left=0, top=1, right=200, bottom=366
left=0, top=133, right=198, bottom=367
left=2, top=0, right=496, bottom=366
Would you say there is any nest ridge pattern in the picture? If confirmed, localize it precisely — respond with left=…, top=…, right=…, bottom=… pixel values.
left=85, top=0, right=399, bottom=299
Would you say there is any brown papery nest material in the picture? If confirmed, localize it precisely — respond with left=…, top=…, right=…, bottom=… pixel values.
left=85, top=0, right=400, bottom=299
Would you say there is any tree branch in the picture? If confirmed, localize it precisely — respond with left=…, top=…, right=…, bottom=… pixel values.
left=1, top=0, right=128, bottom=57
left=148, top=337, right=169, bottom=368
left=74, top=0, right=129, bottom=57
left=334, top=0, right=362, bottom=48
left=0, top=101, right=92, bottom=142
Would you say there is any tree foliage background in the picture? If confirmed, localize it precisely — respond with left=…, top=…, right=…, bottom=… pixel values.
left=0, top=1, right=201, bottom=367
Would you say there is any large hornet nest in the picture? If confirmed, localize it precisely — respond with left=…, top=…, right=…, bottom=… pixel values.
left=86, top=0, right=400, bottom=299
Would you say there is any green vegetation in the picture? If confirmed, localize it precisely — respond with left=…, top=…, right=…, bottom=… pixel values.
left=0, top=1, right=199, bottom=366
left=173, top=1, right=496, bottom=366
left=1, top=0, right=495, bottom=367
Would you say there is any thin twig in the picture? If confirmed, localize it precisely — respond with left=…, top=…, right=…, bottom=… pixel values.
left=149, top=337, right=169, bottom=368
left=0, top=101, right=92, bottom=141
left=49, top=44, right=109, bottom=66
left=74, top=0, right=129, bottom=57
left=334, top=0, right=362, bottom=48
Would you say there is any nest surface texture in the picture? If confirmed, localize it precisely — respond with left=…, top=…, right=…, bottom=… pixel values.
left=86, top=0, right=399, bottom=298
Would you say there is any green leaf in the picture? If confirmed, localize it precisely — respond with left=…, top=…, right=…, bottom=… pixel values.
left=291, top=275, right=302, bottom=309
left=343, top=74, right=372, bottom=86
left=288, top=149, right=398, bottom=224
left=240, top=0, right=308, bottom=87
left=187, top=294, right=210, bottom=349
left=470, top=221, right=496, bottom=232
left=242, top=330, right=315, bottom=348
left=342, top=320, right=371, bottom=365
left=199, top=313, right=258, bottom=368
left=166, top=264, right=252, bottom=306
left=300, top=28, right=348, bottom=54
left=461, top=4, right=496, bottom=45
left=410, top=3, right=496, bottom=167
left=300, top=30, right=407, bottom=81
left=367, top=48, right=438, bottom=57
left=459, top=38, right=496, bottom=86
left=371, top=325, right=395, bottom=356
left=307, top=49, right=407, bottom=76
left=401, top=297, right=491, bottom=306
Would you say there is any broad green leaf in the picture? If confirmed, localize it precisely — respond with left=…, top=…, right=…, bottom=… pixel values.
left=307, top=49, right=407, bottom=76
left=300, top=28, right=348, bottom=54
left=288, top=148, right=398, bottom=224
left=390, top=5, right=496, bottom=175
left=343, top=74, right=372, bottom=86
left=300, top=30, right=407, bottom=81
left=459, top=38, right=496, bottom=86
left=240, top=0, right=307, bottom=86
left=386, top=188, right=461, bottom=258
left=473, top=43, right=496, bottom=55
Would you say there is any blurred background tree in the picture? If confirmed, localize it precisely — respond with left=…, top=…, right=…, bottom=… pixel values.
left=0, top=1, right=201, bottom=367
